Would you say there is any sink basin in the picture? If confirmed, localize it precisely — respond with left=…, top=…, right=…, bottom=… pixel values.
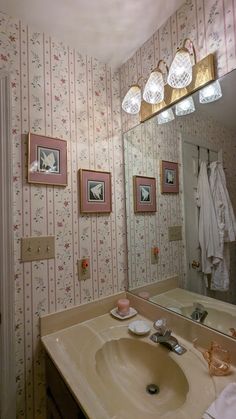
left=42, top=315, right=222, bottom=419
left=95, top=338, right=189, bottom=416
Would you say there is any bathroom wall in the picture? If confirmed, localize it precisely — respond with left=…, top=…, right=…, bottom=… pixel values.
left=1, top=0, right=236, bottom=417
left=124, top=110, right=236, bottom=300
left=120, top=0, right=236, bottom=132
left=0, top=11, right=127, bottom=418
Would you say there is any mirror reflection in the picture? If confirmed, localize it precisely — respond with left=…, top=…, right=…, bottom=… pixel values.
left=124, top=69, right=236, bottom=338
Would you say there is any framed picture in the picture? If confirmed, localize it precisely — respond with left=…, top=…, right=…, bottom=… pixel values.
left=28, top=133, right=67, bottom=186
left=133, top=176, right=156, bottom=213
left=79, top=169, right=112, bottom=213
left=161, top=160, right=179, bottom=193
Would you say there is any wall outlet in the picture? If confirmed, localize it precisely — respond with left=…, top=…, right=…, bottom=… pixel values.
left=151, top=247, right=159, bottom=264
left=168, top=226, right=182, bottom=241
left=78, top=258, right=91, bottom=281
left=21, top=236, right=55, bottom=262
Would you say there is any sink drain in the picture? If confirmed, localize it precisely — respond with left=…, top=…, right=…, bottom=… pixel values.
left=146, top=384, right=160, bottom=395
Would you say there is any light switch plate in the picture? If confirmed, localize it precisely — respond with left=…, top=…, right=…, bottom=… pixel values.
left=21, top=236, right=55, bottom=262
left=78, top=258, right=91, bottom=281
left=168, top=226, right=182, bottom=242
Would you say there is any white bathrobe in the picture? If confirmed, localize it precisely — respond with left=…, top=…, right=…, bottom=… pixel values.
left=209, top=161, right=236, bottom=291
left=196, top=162, right=222, bottom=277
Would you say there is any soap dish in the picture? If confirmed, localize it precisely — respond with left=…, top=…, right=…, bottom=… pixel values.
left=110, top=307, right=138, bottom=320
left=128, top=320, right=151, bottom=335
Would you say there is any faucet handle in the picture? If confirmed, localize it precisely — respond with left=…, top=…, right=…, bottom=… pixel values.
left=153, top=319, right=171, bottom=336
left=193, top=302, right=205, bottom=311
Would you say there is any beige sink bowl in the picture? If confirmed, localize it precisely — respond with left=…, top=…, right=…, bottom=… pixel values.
left=41, top=314, right=226, bottom=419
left=96, top=338, right=189, bottom=416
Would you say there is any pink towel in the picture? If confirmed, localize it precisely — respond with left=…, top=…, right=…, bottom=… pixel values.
left=202, top=382, right=236, bottom=419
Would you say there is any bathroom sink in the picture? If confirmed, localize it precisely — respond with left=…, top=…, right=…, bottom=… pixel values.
left=95, top=338, right=189, bottom=416
left=42, top=314, right=220, bottom=419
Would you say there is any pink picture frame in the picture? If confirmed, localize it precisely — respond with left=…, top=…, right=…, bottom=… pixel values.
left=161, top=160, right=179, bottom=193
left=133, top=176, right=156, bottom=213
left=79, top=169, right=112, bottom=213
left=28, top=133, right=67, bottom=186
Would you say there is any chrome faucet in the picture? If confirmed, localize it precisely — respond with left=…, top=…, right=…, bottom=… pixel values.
left=190, top=303, right=208, bottom=323
left=150, top=319, right=187, bottom=355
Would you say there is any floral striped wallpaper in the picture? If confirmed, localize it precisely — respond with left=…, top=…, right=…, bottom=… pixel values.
left=0, top=11, right=127, bottom=418
left=120, top=0, right=236, bottom=131
left=1, top=0, right=236, bottom=417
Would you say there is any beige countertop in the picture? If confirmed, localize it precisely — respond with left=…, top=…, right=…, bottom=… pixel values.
left=42, top=311, right=236, bottom=419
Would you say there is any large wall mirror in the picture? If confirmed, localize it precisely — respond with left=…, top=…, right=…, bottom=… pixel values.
left=124, top=69, right=236, bottom=338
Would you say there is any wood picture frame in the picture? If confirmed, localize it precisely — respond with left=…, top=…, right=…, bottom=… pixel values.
left=28, top=133, right=67, bottom=186
left=133, top=175, right=156, bottom=213
left=160, top=160, right=179, bottom=193
left=79, top=169, right=112, bottom=213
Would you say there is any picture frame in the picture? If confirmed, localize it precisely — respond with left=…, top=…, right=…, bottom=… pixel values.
left=160, top=160, right=179, bottom=193
left=133, top=176, right=156, bottom=213
left=28, top=133, right=67, bottom=186
left=79, top=169, right=112, bottom=213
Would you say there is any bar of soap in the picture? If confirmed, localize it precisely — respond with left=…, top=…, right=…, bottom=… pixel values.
left=134, top=321, right=148, bottom=333
left=129, top=320, right=150, bottom=335
left=117, top=298, right=130, bottom=315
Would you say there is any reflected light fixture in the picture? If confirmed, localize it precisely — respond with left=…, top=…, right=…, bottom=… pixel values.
left=143, top=60, right=168, bottom=105
left=157, top=108, right=175, bottom=124
left=122, top=84, right=142, bottom=115
left=167, top=39, right=196, bottom=89
left=175, top=96, right=195, bottom=116
left=199, top=80, right=222, bottom=104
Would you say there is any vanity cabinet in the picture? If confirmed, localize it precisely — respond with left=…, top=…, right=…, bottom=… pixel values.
left=45, top=355, right=86, bottom=419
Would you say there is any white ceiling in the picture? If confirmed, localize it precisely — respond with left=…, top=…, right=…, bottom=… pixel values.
left=0, top=0, right=184, bottom=68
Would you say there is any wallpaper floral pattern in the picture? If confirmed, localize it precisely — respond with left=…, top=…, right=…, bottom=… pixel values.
left=120, top=0, right=236, bottom=131
left=1, top=0, right=236, bottom=417
left=0, top=11, right=127, bottom=418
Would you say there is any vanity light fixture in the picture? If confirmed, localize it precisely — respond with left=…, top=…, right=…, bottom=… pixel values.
left=175, top=96, right=195, bottom=116
left=121, top=46, right=215, bottom=121
left=143, top=60, right=168, bottom=105
left=121, top=84, right=142, bottom=115
left=199, top=80, right=222, bottom=104
left=167, top=39, right=196, bottom=89
left=157, top=108, right=175, bottom=124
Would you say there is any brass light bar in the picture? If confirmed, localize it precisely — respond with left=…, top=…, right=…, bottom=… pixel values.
left=140, top=53, right=215, bottom=123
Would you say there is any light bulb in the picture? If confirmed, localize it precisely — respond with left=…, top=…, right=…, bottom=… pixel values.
left=175, top=97, right=195, bottom=116
left=199, top=80, right=222, bottom=103
left=167, top=49, right=193, bottom=89
left=122, top=85, right=141, bottom=114
left=157, top=108, right=175, bottom=124
left=143, top=70, right=164, bottom=104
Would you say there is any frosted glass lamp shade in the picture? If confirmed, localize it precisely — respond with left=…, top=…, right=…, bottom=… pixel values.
left=199, top=80, right=222, bottom=103
left=122, top=85, right=141, bottom=114
left=143, top=70, right=164, bottom=104
left=175, top=97, right=195, bottom=116
left=157, top=108, right=175, bottom=124
left=167, top=49, right=193, bottom=89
